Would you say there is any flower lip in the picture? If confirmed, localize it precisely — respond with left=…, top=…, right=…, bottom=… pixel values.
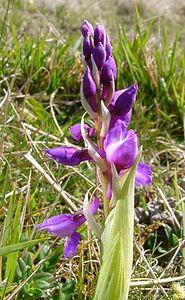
left=64, top=232, right=80, bottom=258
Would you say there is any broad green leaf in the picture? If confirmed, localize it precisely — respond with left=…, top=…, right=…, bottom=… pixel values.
left=95, top=150, right=142, bottom=300
left=0, top=239, right=47, bottom=256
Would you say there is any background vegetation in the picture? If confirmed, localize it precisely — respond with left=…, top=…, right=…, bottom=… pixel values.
left=0, top=0, right=184, bottom=299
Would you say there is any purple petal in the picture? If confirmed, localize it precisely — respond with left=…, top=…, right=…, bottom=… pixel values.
left=109, top=82, right=137, bottom=116
left=135, top=163, right=152, bottom=186
left=69, top=123, right=85, bottom=141
left=105, top=128, right=138, bottom=172
left=69, top=123, right=95, bottom=141
left=89, top=127, right=96, bottom=138
left=36, top=213, right=85, bottom=237
left=45, top=146, right=91, bottom=166
left=101, top=84, right=113, bottom=102
left=109, top=110, right=132, bottom=129
left=104, top=120, right=127, bottom=150
left=81, top=20, right=94, bottom=37
left=108, top=89, right=124, bottom=109
left=94, top=24, right=106, bottom=46
left=93, top=43, right=106, bottom=70
left=64, top=232, right=80, bottom=258
left=89, top=197, right=100, bottom=214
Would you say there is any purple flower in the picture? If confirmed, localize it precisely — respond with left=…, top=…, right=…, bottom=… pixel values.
left=104, top=120, right=138, bottom=172
left=45, top=146, right=91, bottom=166
left=37, top=197, right=100, bottom=258
left=103, top=120, right=152, bottom=198
left=69, top=123, right=95, bottom=141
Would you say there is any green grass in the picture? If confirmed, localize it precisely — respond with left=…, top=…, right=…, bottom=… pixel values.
left=0, top=1, right=185, bottom=299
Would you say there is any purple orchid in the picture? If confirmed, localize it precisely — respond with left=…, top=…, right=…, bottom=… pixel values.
left=103, top=120, right=152, bottom=199
left=44, top=146, right=91, bottom=166
left=37, top=197, right=99, bottom=258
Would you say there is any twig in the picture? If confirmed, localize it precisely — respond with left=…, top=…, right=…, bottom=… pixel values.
left=130, top=274, right=185, bottom=287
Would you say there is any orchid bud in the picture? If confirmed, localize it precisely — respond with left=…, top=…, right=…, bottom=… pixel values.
left=101, top=56, right=116, bottom=84
left=83, top=67, right=96, bottom=98
left=83, top=67, right=97, bottom=112
left=83, top=36, right=93, bottom=61
left=111, top=82, right=138, bottom=116
left=94, top=24, right=106, bottom=46
left=80, top=20, right=94, bottom=37
left=93, top=42, right=106, bottom=70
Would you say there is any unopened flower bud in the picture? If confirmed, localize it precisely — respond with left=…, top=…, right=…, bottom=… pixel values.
left=93, top=42, right=106, bottom=70
left=83, top=36, right=93, bottom=61
left=83, top=67, right=97, bottom=112
left=81, top=20, right=94, bottom=37
left=94, top=24, right=106, bottom=46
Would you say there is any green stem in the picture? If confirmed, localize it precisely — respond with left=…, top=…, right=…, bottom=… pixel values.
left=101, top=173, right=110, bottom=219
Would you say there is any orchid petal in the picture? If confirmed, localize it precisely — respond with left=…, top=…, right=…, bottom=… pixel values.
left=104, top=120, right=127, bottom=150
left=64, top=232, right=81, bottom=258
left=135, top=162, right=152, bottom=186
left=36, top=213, right=85, bottom=237
left=69, top=123, right=95, bottom=141
left=111, top=82, right=138, bottom=116
left=105, top=129, right=138, bottom=172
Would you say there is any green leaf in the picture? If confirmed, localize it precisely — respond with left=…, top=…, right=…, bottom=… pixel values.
left=95, top=150, right=142, bottom=300
left=0, top=239, right=47, bottom=256
left=34, top=279, right=50, bottom=290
